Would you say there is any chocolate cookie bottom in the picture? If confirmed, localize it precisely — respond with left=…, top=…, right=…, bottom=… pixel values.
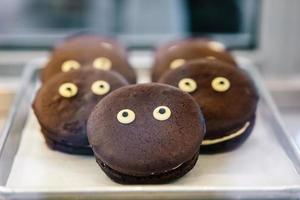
left=200, top=116, right=256, bottom=154
left=97, top=153, right=199, bottom=184
left=41, top=127, right=93, bottom=155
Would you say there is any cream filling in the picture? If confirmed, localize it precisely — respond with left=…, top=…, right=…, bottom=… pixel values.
left=202, top=122, right=250, bottom=145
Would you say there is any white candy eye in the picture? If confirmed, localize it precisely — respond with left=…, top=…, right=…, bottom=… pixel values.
left=91, top=80, right=110, bottom=95
left=170, top=59, right=186, bottom=69
left=153, top=106, right=171, bottom=121
left=93, top=57, right=112, bottom=70
left=61, top=60, right=80, bottom=72
left=58, top=83, right=78, bottom=98
left=211, top=77, right=230, bottom=92
left=117, top=109, right=135, bottom=124
left=178, top=78, right=197, bottom=93
left=208, top=41, right=225, bottom=52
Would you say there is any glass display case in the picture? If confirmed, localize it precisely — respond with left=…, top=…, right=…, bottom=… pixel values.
left=0, top=0, right=259, bottom=49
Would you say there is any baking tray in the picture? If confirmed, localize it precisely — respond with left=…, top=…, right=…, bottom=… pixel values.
left=267, top=77, right=300, bottom=154
left=1, top=57, right=300, bottom=200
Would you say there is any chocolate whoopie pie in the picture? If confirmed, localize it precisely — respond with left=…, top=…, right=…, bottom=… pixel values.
left=87, top=83, right=205, bottom=184
left=42, top=35, right=136, bottom=83
left=33, top=69, right=129, bottom=155
left=159, top=59, right=258, bottom=153
left=151, top=38, right=237, bottom=82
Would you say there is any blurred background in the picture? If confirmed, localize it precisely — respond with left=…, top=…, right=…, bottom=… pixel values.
left=0, top=0, right=299, bottom=75
left=0, top=0, right=258, bottom=49
left=0, top=0, right=299, bottom=145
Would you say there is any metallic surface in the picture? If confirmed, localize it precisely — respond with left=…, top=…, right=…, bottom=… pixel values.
left=0, top=58, right=300, bottom=199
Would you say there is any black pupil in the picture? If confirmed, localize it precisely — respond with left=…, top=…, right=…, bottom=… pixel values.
left=159, top=108, right=166, bottom=114
left=99, top=84, right=104, bottom=88
left=66, top=87, right=71, bottom=91
left=122, top=112, right=128, bottom=117
left=220, top=81, right=224, bottom=85
left=185, top=82, right=190, bottom=86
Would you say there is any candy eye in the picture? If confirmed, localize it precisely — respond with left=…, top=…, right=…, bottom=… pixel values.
left=58, top=83, right=78, bottom=98
left=93, top=57, right=112, bottom=70
left=91, top=80, right=110, bottom=95
left=61, top=60, right=80, bottom=72
left=178, top=78, right=197, bottom=93
left=153, top=106, right=171, bottom=121
left=170, top=59, right=186, bottom=69
left=211, top=77, right=230, bottom=92
left=208, top=41, right=225, bottom=52
left=117, top=109, right=135, bottom=124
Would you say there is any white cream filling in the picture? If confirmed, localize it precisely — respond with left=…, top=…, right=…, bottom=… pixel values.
left=202, top=121, right=250, bottom=145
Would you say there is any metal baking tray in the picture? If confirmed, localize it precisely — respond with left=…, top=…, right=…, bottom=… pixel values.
left=1, top=57, right=300, bottom=200
left=268, top=77, right=300, bottom=153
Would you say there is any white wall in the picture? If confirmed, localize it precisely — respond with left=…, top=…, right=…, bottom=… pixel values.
left=235, top=0, right=300, bottom=77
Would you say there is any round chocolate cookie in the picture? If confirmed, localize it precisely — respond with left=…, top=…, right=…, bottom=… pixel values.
left=87, top=83, right=205, bottom=184
left=159, top=59, right=258, bottom=153
left=33, top=69, right=129, bottom=155
left=42, top=35, right=136, bottom=84
left=151, top=38, right=237, bottom=82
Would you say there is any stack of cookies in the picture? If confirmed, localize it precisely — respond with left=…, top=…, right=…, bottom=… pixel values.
left=33, top=35, right=258, bottom=184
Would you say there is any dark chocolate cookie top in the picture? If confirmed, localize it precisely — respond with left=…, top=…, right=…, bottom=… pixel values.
left=87, top=83, right=205, bottom=176
left=158, top=59, right=258, bottom=137
left=151, top=38, right=237, bottom=81
left=33, top=69, right=129, bottom=146
left=42, top=35, right=136, bottom=83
